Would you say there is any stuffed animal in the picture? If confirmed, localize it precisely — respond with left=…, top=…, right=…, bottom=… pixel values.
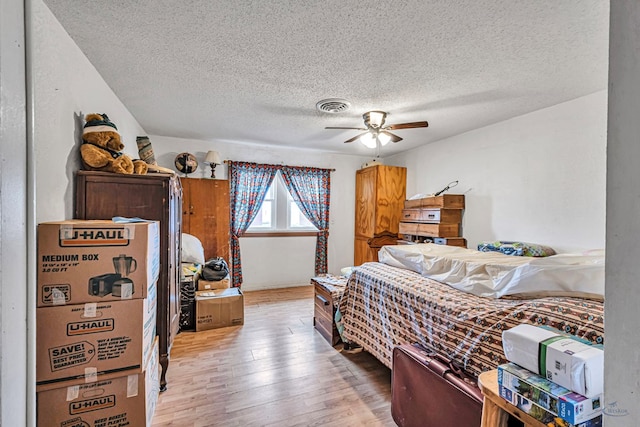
left=80, top=113, right=148, bottom=174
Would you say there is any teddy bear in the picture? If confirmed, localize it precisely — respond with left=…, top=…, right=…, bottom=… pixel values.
left=80, top=113, right=148, bottom=174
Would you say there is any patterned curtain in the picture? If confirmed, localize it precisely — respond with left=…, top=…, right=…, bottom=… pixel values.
left=229, top=161, right=279, bottom=287
left=280, top=166, right=331, bottom=276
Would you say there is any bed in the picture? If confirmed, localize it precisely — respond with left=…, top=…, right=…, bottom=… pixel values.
left=337, top=244, right=604, bottom=379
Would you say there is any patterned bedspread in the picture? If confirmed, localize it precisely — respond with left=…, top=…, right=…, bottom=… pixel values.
left=312, top=274, right=348, bottom=306
left=338, top=262, right=604, bottom=378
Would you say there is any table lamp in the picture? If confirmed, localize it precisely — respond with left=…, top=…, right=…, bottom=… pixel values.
left=204, top=150, right=222, bottom=178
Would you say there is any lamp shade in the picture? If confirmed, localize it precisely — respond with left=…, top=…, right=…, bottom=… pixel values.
left=378, top=132, right=391, bottom=146
left=205, top=150, right=221, bottom=165
left=359, top=133, right=378, bottom=149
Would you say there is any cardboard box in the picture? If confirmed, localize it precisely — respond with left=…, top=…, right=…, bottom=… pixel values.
left=197, top=276, right=230, bottom=291
left=498, top=363, right=603, bottom=424
left=502, top=324, right=604, bottom=397
left=498, top=385, right=603, bottom=427
left=36, top=285, right=156, bottom=385
left=37, top=220, right=160, bottom=307
left=37, top=337, right=160, bottom=427
left=195, top=288, right=244, bottom=331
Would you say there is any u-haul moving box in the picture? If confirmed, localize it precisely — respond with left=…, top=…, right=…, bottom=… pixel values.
left=37, top=337, right=160, bottom=427
left=37, top=220, right=159, bottom=307
left=36, top=283, right=156, bottom=385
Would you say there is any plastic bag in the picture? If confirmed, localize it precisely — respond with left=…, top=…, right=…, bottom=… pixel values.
left=201, top=257, right=229, bottom=281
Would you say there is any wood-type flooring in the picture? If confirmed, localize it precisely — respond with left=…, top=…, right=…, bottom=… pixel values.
left=152, top=285, right=395, bottom=427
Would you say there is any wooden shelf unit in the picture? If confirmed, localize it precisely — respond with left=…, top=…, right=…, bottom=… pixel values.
left=399, top=194, right=466, bottom=247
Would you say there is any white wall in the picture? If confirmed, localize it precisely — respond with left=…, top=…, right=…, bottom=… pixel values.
left=388, top=91, right=607, bottom=253
left=1, top=0, right=30, bottom=425
left=605, top=0, right=640, bottom=422
left=33, top=0, right=146, bottom=223
left=0, top=2, right=151, bottom=421
left=148, top=135, right=369, bottom=290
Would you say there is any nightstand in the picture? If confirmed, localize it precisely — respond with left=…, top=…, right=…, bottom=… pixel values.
left=311, top=275, right=347, bottom=346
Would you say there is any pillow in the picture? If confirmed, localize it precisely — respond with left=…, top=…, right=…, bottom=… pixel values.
left=181, top=233, right=205, bottom=264
left=477, top=241, right=556, bottom=257
left=340, top=266, right=355, bottom=277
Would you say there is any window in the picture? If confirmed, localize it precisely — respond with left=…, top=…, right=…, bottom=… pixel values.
left=247, top=171, right=317, bottom=232
left=248, top=183, right=274, bottom=229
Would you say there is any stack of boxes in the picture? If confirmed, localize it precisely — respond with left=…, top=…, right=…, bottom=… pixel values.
left=180, top=269, right=245, bottom=333
left=193, top=272, right=245, bottom=332
left=36, top=220, right=161, bottom=427
left=498, top=324, right=604, bottom=427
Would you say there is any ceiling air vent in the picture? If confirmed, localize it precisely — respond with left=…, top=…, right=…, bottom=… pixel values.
left=316, top=98, right=351, bottom=114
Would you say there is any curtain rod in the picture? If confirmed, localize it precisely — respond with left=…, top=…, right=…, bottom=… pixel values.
left=223, top=159, right=335, bottom=172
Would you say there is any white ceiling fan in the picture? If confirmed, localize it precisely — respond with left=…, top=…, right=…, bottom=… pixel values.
left=326, top=111, right=429, bottom=148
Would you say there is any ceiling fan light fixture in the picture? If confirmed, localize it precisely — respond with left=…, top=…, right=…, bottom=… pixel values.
left=378, top=132, right=392, bottom=146
left=364, top=111, right=386, bottom=128
left=359, top=132, right=378, bottom=149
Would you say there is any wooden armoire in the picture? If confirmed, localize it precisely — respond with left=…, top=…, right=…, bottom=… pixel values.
left=180, top=178, right=230, bottom=263
left=354, top=164, right=407, bottom=265
left=75, top=171, right=181, bottom=392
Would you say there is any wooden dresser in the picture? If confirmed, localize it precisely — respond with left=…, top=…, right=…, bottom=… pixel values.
left=399, top=194, right=466, bottom=247
left=354, top=165, right=407, bottom=265
left=180, top=178, right=230, bottom=263
left=75, top=171, right=182, bottom=391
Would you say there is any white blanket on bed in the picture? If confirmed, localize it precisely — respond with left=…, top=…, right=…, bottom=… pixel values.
left=378, top=244, right=604, bottom=299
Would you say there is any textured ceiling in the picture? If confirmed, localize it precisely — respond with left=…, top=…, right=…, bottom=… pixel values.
left=43, top=0, right=609, bottom=157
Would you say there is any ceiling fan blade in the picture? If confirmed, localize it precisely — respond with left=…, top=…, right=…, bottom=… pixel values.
left=385, top=121, right=429, bottom=130
left=344, top=132, right=369, bottom=143
left=381, top=131, right=403, bottom=143
left=325, top=126, right=367, bottom=130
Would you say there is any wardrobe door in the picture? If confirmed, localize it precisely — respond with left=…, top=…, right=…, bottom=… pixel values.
left=181, top=178, right=230, bottom=263
left=355, top=166, right=378, bottom=242
left=353, top=165, right=406, bottom=265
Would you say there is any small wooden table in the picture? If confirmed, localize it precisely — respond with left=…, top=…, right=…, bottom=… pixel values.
left=478, top=370, right=546, bottom=427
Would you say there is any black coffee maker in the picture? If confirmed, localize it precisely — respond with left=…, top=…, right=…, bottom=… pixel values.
left=88, top=273, right=121, bottom=297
